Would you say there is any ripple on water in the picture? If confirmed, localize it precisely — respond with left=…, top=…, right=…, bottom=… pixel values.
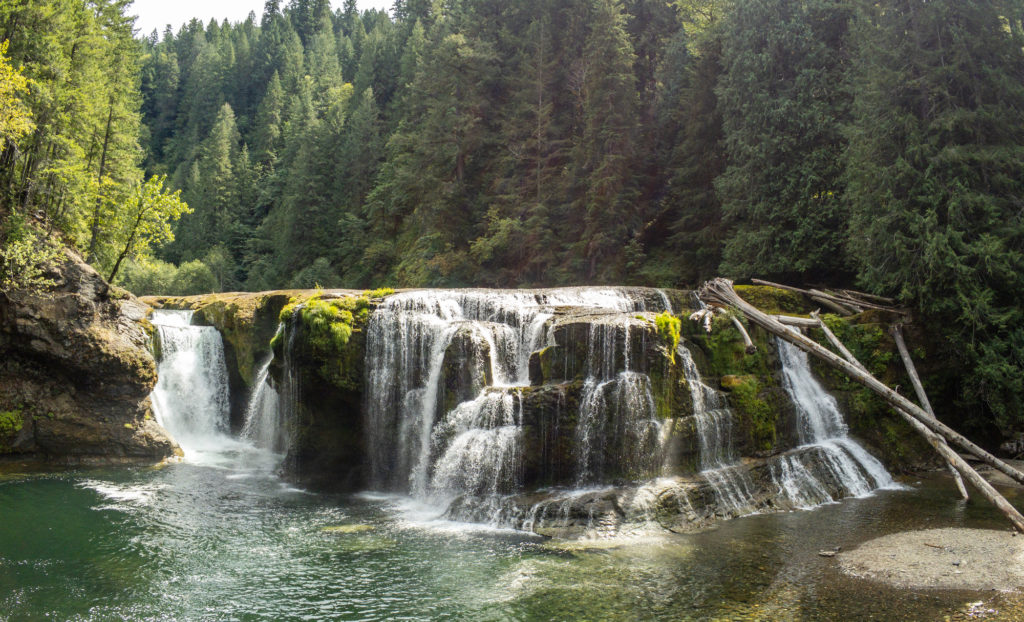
left=2, top=466, right=1022, bottom=620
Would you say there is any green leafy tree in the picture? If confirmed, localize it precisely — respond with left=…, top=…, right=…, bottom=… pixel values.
left=105, top=174, right=191, bottom=282
left=0, top=40, right=34, bottom=147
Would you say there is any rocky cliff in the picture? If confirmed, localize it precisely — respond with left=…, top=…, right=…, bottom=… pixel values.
left=0, top=250, right=177, bottom=464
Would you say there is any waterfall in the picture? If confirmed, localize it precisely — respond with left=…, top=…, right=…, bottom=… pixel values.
left=150, top=310, right=231, bottom=454
left=772, top=337, right=895, bottom=507
left=363, top=288, right=668, bottom=516
left=241, top=355, right=284, bottom=452
left=677, top=342, right=757, bottom=515
left=430, top=388, right=523, bottom=498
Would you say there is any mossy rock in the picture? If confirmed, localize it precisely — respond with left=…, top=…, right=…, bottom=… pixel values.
left=733, top=285, right=811, bottom=315
left=720, top=375, right=744, bottom=390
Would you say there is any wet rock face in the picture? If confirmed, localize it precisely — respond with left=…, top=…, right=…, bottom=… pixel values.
left=0, top=250, right=177, bottom=464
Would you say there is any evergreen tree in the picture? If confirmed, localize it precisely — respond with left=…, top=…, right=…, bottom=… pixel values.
left=253, top=71, right=285, bottom=165
left=716, top=0, right=853, bottom=281
left=569, top=0, right=640, bottom=281
left=654, top=23, right=728, bottom=286
left=845, top=0, right=1024, bottom=431
left=174, top=102, right=240, bottom=260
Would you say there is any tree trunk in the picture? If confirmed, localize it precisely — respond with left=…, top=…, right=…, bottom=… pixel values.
left=730, top=315, right=757, bottom=354
left=107, top=194, right=147, bottom=283
left=890, top=324, right=969, bottom=500
left=87, top=100, right=115, bottom=263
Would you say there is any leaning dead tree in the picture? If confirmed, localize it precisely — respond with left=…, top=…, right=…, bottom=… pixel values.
left=889, top=323, right=970, bottom=500
left=696, top=278, right=1024, bottom=533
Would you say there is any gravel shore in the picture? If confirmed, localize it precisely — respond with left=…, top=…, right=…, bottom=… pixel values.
left=838, top=528, right=1024, bottom=591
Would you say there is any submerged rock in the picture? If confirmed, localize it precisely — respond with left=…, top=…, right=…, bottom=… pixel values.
left=0, top=250, right=177, bottom=464
left=321, top=524, right=375, bottom=534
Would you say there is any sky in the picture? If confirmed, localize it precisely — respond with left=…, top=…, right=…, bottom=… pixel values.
left=131, top=1, right=393, bottom=36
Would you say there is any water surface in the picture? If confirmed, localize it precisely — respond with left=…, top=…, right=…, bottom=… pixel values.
left=2, top=451, right=1022, bottom=621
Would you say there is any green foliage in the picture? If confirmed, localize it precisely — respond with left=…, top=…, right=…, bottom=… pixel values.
left=698, top=314, right=770, bottom=378
left=0, top=213, right=61, bottom=295
left=289, top=258, right=342, bottom=289
left=98, top=175, right=191, bottom=282
left=817, top=315, right=892, bottom=378
left=0, top=408, right=23, bottom=447
left=119, top=258, right=178, bottom=296
left=118, top=256, right=219, bottom=296
left=844, top=0, right=1024, bottom=432
left=364, top=287, right=394, bottom=298
left=655, top=311, right=681, bottom=361
left=717, top=0, right=853, bottom=280
left=727, top=378, right=776, bottom=452
left=1, top=0, right=144, bottom=250
left=290, top=293, right=375, bottom=389
left=298, top=296, right=357, bottom=353
left=173, top=260, right=218, bottom=295
left=0, top=40, right=34, bottom=145
left=733, top=285, right=808, bottom=315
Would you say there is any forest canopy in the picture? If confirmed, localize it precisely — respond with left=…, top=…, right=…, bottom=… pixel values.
left=1, top=0, right=1023, bottom=435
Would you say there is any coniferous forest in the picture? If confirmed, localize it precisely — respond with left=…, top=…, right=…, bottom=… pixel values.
left=1, top=0, right=1023, bottom=434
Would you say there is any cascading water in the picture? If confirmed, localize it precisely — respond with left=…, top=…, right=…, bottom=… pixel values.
left=771, top=337, right=895, bottom=508
left=363, top=288, right=669, bottom=522
left=150, top=310, right=284, bottom=471
left=677, top=342, right=757, bottom=515
left=150, top=310, right=231, bottom=453
left=241, top=355, right=284, bottom=452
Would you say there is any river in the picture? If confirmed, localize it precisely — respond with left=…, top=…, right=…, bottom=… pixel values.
left=2, top=450, right=1021, bottom=621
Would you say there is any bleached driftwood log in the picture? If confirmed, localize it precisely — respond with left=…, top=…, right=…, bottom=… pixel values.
left=730, top=316, right=757, bottom=354
left=889, top=324, right=969, bottom=500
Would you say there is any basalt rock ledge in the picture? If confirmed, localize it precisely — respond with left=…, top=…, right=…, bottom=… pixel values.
left=0, top=249, right=177, bottom=464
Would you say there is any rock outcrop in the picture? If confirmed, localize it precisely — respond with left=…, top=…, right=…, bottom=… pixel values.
left=0, top=250, right=177, bottom=464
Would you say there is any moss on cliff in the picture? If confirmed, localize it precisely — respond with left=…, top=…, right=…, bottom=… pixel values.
left=0, top=408, right=24, bottom=451
left=290, top=293, right=374, bottom=392
left=726, top=377, right=778, bottom=452
left=655, top=311, right=681, bottom=363
left=734, top=285, right=810, bottom=314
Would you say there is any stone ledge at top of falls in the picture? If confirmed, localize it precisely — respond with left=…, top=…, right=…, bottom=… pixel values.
left=0, top=249, right=178, bottom=465
left=141, top=287, right=693, bottom=391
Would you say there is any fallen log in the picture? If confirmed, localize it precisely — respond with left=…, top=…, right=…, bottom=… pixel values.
left=810, top=294, right=856, bottom=316
left=730, top=315, right=757, bottom=354
left=774, top=315, right=820, bottom=328
left=890, top=325, right=969, bottom=500
left=812, top=312, right=969, bottom=501
left=840, top=288, right=896, bottom=306
left=698, top=278, right=1024, bottom=487
left=699, top=279, right=1024, bottom=530
left=751, top=278, right=901, bottom=314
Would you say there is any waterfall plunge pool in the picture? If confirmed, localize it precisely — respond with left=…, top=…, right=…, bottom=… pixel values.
left=2, top=461, right=1023, bottom=621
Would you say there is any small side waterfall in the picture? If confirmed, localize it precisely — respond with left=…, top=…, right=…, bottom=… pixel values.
left=771, top=337, right=895, bottom=507
left=150, top=310, right=286, bottom=470
left=241, top=354, right=284, bottom=452
left=150, top=310, right=231, bottom=453
left=239, top=323, right=288, bottom=453
left=678, top=342, right=757, bottom=515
